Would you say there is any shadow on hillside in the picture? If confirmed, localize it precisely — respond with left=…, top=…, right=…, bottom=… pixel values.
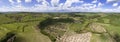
left=37, top=18, right=74, bottom=42
left=38, top=18, right=74, bottom=30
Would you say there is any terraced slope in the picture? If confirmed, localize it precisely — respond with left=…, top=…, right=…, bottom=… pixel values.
left=58, top=32, right=92, bottom=42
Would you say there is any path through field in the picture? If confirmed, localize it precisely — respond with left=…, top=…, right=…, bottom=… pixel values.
left=15, top=26, right=51, bottom=42
left=33, top=26, right=51, bottom=42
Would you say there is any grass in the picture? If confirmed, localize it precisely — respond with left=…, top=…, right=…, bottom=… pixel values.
left=91, top=34, right=109, bottom=42
left=0, top=22, right=51, bottom=42
left=0, top=14, right=51, bottom=42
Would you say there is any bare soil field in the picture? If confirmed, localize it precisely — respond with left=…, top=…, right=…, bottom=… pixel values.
left=58, top=32, right=92, bottom=42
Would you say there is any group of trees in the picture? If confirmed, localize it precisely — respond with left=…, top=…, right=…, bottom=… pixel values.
left=0, top=32, right=16, bottom=42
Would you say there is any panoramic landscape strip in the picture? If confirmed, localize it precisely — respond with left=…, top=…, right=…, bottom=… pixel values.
left=0, top=13, right=120, bottom=42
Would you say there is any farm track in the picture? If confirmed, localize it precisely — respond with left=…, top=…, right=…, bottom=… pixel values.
left=27, top=26, right=51, bottom=42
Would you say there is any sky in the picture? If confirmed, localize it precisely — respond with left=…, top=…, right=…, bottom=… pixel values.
left=0, top=0, right=120, bottom=12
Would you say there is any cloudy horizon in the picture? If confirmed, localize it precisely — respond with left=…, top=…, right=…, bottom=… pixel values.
left=0, top=0, right=120, bottom=12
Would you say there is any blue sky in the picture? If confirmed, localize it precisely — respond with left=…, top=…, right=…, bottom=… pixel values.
left=0, top=0, right=120, bottom=12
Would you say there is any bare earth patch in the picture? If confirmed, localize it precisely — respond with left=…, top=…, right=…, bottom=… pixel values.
left=57, top=32, right=92, bottom=42
left=89, top=23, right=106, bottom=33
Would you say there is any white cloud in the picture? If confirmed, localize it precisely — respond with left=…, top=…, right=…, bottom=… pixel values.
left=63, top=0, right=80, bottom=7
left=79, top=1, right=84, bottom=3
left=113, top=3, right=118, bottom=7
left=81, top=3, right=95, bottom=7
left=36, top=0, right=42, bottom=2
left=106, top=0, right=117, bottom=3
left=36, top=0, right=49, bottom=6
left=35, top=4, right=48, bottom=8
left=0, top=5, right=27, bottom=12
left=25, top=0, right=32, bottom=3
left=42, top=1, right=49, bottom=6
left=98, top=3, right=103, bottom=7
left=51, top=0, right=60, bottom=6
left=118, top=6, right=120, bottom=9
left=9, top=0, right=14, bottom=3
left=1, top=0, right=120, bottom=12
left=59, top=3, right=64, bottom=7
left=0, top=5, right=120, bottom=12
left=92, top=0, right=97, bottom=3
left=17, top=0, right=22, bottom=3
left=36, top=0, right=47, bottom=3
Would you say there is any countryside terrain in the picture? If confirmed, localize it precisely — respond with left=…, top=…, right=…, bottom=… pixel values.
left=0, top=13, right=120, bottom=42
